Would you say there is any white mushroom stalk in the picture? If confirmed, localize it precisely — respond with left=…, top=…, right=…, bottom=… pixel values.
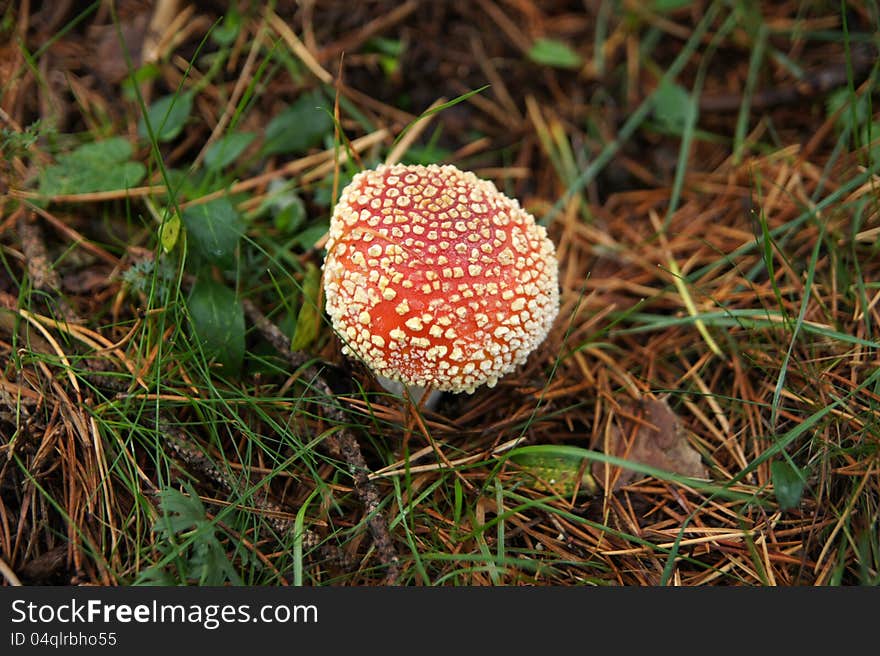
left=322, top=163, right=559, bottom=405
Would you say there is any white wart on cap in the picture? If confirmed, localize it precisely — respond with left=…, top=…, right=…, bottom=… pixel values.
left=322, top=163, right=559, bottom=394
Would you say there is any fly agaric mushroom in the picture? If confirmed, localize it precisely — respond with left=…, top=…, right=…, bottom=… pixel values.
left=322, top=163, right=559, bottom=401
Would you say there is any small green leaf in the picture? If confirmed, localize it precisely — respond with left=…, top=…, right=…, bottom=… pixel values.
left=293, top=221, right=329, bottom=250
left=367, top=37, right=405, bottom=78
left=527, top=38, right=582, bottom=70
left=379, top=54, right=400, bottom=78
left=274, top=195, right=306, bottom=234
left=135, top=566, right=175, bottom=586
left=211, top=9, right=241, bottom=46
left=290, top=263, right=322, bottom=351
left=404, top=143, right=453, bottom=166
left=770, top=460, right=805, bottom=511
left=262, top=91, right=333, bottom=156
left=154, top=486, right=209, bottom=536
left=256, top=180, right=307, bottom=233
left=38, top=136, right=146, bottom=196
left=314, top=171, right=354, bottom=208
left=159, top=211, right=181, bottom=253
left=190, top=538, right=243, bottom=586
left=366, top=36, right=404, bottom=57
left=509, top=450, right=597, bottom=497
left=138, top=90, right=194, bottom=143
left=122, top=63, right=161, bottom=101
left=187, top=276, right=245, bottom=376
left=204, top=132, right=256, bottom=171
left=653, top=0, right=694, bottom=11
left=826, top=88, right=872, bottom=134
left=121, top=258, right=174, bottom=301
left=1, top=120, right=41, bottom=162
left=652, top=79, right=696, bottom=133
left=181, top=197, right=245, bottom=267
left=859, top=121, right=880, bottom=163
left=151, top=484, right=243, bottom=586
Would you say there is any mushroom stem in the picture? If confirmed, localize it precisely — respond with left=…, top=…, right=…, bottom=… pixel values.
left=376, top=376, right=442, bottom=411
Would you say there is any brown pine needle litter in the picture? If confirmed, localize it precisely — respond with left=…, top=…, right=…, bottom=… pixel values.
left=1, top=1, right=878, bottom=586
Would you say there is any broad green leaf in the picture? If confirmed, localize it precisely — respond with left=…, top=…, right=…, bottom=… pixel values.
left=75, top=137, right=134, bottom=162
left=262, top=91, right=333, bottom=156
left=164, top=167, right=216, bottom=200
left=652, top=79, right=695, bottom=133
left=181, top=197, right=245, bottom=267
left=187, top=276, right=245, bottom=376
left=39, top=161, right=146, bottom=196
left=138, top=90, right=194, bottom=143
left=204, top=131, right=256, bottom=171
left=159, top=211, right=181, bottom=253
left=290, top=263, right=321, bottom=351
left=38, top=136, right=146, bottom=196
left=527, top=38, right=582, bottom=70
left=770, top=460, right=805, bottom=511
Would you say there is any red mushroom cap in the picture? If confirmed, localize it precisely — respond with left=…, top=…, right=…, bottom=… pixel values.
left=322, top=163, right=559, bottom=394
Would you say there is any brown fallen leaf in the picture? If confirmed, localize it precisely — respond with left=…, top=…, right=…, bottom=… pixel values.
left=19, top=546, right=68, bottom=584
left=60, top=266, right=114, bottom=295
left=592, top=395, right=708, bottom=490
left=85, top=10, right=151, bottom=86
